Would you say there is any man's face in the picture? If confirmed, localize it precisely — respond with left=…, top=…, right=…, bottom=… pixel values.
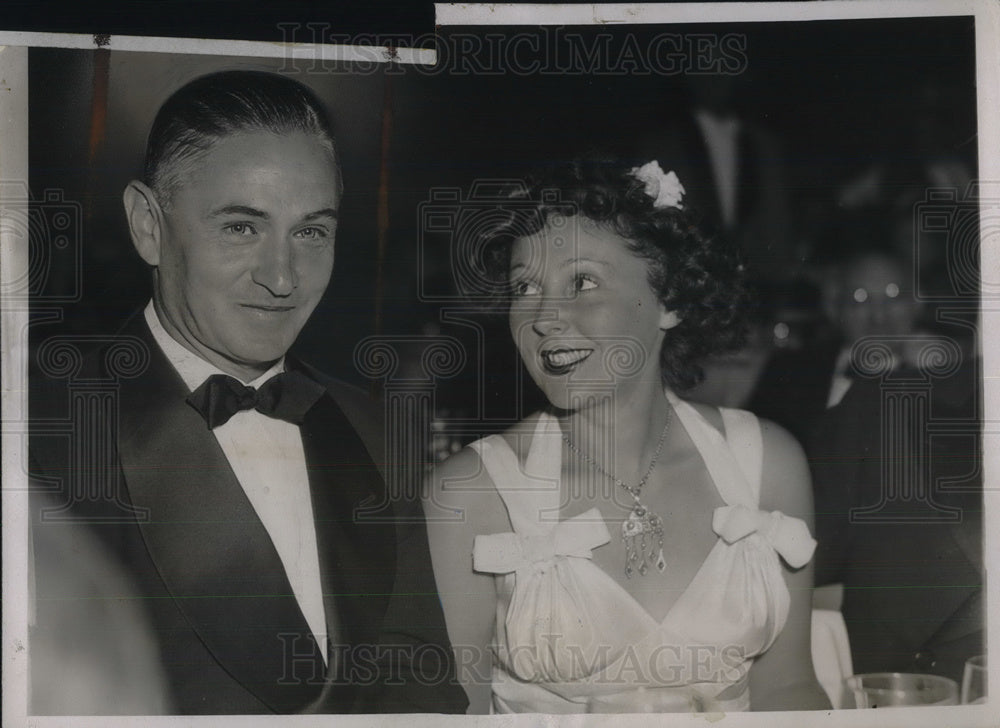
left=153, top=130, right=340, bottom=381
left=836, top=254, right=916, bottom=344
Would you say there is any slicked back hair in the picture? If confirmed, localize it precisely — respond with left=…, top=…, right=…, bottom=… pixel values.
left=143, top=70, right=341, bottom=208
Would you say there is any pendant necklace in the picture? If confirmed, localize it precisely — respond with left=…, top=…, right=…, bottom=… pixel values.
left=561, top=411, right=670, bottom=578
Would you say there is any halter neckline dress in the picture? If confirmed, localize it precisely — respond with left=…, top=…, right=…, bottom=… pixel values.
left=471, top=392, right=816, bottom=713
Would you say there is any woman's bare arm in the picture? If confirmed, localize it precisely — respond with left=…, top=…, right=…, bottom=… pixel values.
left=422, top=447, right=510, bottom=714
left=748, top=420, right=832, bottom=711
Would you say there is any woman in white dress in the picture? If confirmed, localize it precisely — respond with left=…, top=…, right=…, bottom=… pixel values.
left=424, top=158, right=830, bottom=713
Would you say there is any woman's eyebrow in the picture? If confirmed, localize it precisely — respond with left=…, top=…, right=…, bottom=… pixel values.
left=559, top=256, right=612, bottom=270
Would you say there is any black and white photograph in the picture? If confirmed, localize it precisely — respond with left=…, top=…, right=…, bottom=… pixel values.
left=2, top=2, right=996, bottom=726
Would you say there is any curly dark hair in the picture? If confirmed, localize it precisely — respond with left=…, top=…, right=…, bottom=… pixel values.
left=473, top=157, right=748, bottom=391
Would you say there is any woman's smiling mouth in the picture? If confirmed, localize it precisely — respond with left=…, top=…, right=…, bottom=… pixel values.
left=541, top=347, right=593, bottom=374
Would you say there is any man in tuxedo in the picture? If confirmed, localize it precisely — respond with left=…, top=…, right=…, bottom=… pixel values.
left=808, top=365, right=982, bottom=684
left=631, top=71, right=793, bottom=280
left=29, top=70, right=467, bottom=715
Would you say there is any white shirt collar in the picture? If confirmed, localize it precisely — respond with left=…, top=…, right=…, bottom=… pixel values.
left=143, top=301, right=284, bottom=392
left=694, top=108, right=740, bottom=135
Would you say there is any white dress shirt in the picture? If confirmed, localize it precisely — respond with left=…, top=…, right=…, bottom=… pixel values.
left=144, top=303, right=328, bottom=663
left=694, top=109, right=741, bottom=228
left=827, top=348, right=855, bottom=409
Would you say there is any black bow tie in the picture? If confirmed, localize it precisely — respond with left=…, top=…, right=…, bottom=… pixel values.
left=186, top=371, right=326, bottom=429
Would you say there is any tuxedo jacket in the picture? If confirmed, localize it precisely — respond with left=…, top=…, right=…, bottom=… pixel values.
left=627, top=110, right=793, bottom=275
left=807, top=368, right=983, bottom=683
left=28, top=314, right=468, bottom=714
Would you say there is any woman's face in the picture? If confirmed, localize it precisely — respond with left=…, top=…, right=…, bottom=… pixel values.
left=508, top=219, right=679, bottom=411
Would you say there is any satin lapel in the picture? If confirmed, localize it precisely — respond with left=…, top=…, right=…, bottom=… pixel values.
left=296, top=378, right=395, bottom=695
left=116, top=318, right=324, bottom=712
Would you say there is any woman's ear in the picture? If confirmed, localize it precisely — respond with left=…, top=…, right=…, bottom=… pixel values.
left=659, top=308, right=682, bottom=331
left=123, top=180, right=164, bottom=266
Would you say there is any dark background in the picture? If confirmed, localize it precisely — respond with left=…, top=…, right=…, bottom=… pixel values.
left=25, top=12, right=978, bottom=421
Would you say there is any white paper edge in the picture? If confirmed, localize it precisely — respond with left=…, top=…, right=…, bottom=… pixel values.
left=1, top=1, right=998, bottom=727
left=0, top=31, right=437, bottom=65
left=435, top=0, right=983, bottom=26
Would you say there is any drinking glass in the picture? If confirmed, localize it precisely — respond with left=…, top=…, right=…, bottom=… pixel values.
left=844, top=672, right=958, bottom=708
left=961, top=655, right=986, bottom=704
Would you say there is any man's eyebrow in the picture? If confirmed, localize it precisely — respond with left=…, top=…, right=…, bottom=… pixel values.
left=208, top=205, right=269, bottom=220
left=205, top=206, right=339, bottom=222
left=302, top=208, right=339, bottom=221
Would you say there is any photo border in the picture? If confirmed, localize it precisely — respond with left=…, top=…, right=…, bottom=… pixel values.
left=3, top=1, right=998, bottom=726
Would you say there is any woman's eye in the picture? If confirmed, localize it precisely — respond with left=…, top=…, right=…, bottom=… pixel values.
left=223, top=222, right=256, bottom=237
left=574, top=275, right=598, bottom=292
left=512, top=280, right=540, bottom=296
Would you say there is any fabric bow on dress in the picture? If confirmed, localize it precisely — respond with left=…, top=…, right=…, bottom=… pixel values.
left=468, top=398, right=819, bottom=713
left=474, top=508, right=610, bottom=577
left=474, top=509, right=616, bottom=683
left=712, top=504, right=817, bottom=569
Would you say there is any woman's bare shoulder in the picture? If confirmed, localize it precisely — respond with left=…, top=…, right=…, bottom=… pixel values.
left=494, top=411, right=547, bottom=464
left=679, top=398, right=810, bottom=513
left=423, top=416, right=550, bottom=535
left=683, top=397, right=803, bottom=465
left=681, top=398, right=725, bottom=433
left=430, top=412, right=546, bottom=481
left=757, top=417, right=812, bottom=518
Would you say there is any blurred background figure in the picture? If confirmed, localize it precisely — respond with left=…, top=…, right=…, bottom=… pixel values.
left=837, top=76, right=974, bottom=214
left=806, top=357, right=982, bottom=684
left=632, top=61, right=796, bottom=410
left=633, top=51, right=794, bottom=281
left=747, top=231, right=925, bottom=445
left=30, top=495, right=172, bottom=714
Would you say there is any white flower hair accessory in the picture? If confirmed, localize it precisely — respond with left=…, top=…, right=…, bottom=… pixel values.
left=630, top=160, right=685, bottom=210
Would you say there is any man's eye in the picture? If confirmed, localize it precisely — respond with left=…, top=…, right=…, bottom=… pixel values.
left=223, top=222, right=256, bottom=236
left=574, top=275, right=598, bottom=292
left=512, top=280, right=540, bottom=296
left=295, top=226, right=332, bottom=241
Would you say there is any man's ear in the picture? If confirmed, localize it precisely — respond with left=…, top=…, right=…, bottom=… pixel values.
left=123, top=180, right=164, bottom=266
left=659, top=307, right=682, bottom=331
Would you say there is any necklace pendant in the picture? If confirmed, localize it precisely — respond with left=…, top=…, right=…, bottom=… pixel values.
left=621, top=506, right=665, bottom=578
left=622, top=506, right=657, bottom=537
left=561, top=411, right=673, bottom=580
